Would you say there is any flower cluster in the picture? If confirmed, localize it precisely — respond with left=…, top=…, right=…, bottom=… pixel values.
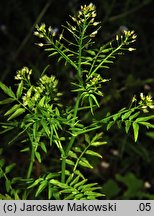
left=139, top=93, right=154, bottom=112
left=15, top=67, right=32, bottom=81
left=34, top=23, right=59, bottom=41
left=86, top=74, right=109, bottom=96
left=39, top=75, right=58, bottom=97
left=34, top=23, right=46, bottom=38
left=79, top=3, right=96, bottom=18
left=70, top=3, right=100, bottom=36
left=22, top=74, right=61, bottom=109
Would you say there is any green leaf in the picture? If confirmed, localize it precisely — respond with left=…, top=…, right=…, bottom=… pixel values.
left=35, top=151, right=42, bottom=163
left=117, top=120, right=122, bottom=129
left=84, top=191, right=103, bottom=197
left=129, top=111, right=140, bottom=120
left=90, top=94, right=99, bottom=107
left=66, top=174, right=74, bottom=185
left=107, top=121, right=114, bottom=130
left=4, top=104, right=21, bottom=116
left=79, top=158, right=93, bottom=169
left=53, top=190, right=61, bottom=199
left=121, top=110, right=133, bottom=120
left=0, top=98, right=15, bottom=105
left=20, top=147, right=30, bottom=152
left=135, top=115, right=154, bottom=122
left=5, top=163, right=16, bottom=174
left=48, top=51, right=58, bottom=57
left=85, top=150, right=102, bottom=158
left=40, top=142, right=47, bottom=153
left=125, top=120, right=131, bottom=134
left=35, top=180, right=48, bottom=197
left=113, top=113, right=122, bottom=121
left=74, top=179, right=87, bottom=189
left=91, top=132, right=103, bottom=143
left=57, top=56, right=63, bottom=63
left=28, top=178, right=43, bottom=189
left=81, top=61, right=91, bottom=66
left=86, top=196, right=97, bottom=199
left=66, top=159, right=75, bottom=166
left=138, top=122, right=154, bottom=129
left=100, top=47, right=113, bottom=53
left=86, top=50, right=96, bottom=56
left=8, top=108, right=25, bottom=120
left=0, top=159, right=5, bottom=168
left=45, top=173, right=59, bottom=180
left=0, top=126, right=14, bottom=135
left=38, top=96, right=46, bottom=107
left=88, top=96, right=94, bottom=115
left=133, top=122, right=139, bottom=142
left=60, top=188, right=76, bottom=194
left=48, top=186, right=53, bottom=199
left=45, top=48, right=56, bottom=51
left=65, top=170, right=70, bottom=176
left=41, top=119, right=50, bottom=136
left=90, top=141, right=107, bottom=146
left=16, top=80, right=23, bottom=99
left=70, top=176, right=80, bottom=187
left=64, top=193, right=75, bottom=200
left=73, top=147, right=82, bottom=153
left=0, top=81, right=15, bottom=98
left=78, top=183, right=98, bottom=191
left=74, top=193, right=84, bottom=199
left=85, top=134, right=90, bottom=144
left=74, top=170, right=85, bottom=179
left=50, top=179, right=68, bottom=189
left=13, top=191, right=20, bottom=200
left=5, top=179, right=11, bottom=192
left=68, top=151, right=77, bottom=159
left=90, top=132, right=107, bottom=146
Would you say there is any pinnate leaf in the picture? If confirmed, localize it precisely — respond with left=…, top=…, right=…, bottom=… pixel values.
left=8, top=108, right=25, bottom=120
left=0, top=81, right=15, bottom=98
left=0, top=98, right=15, bottom=105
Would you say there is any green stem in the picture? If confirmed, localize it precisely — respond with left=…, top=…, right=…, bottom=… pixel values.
left=21, top=131, right=36, bottom=200
left=61, top=93, right=81, bottom=183
left=23, top=143, right=34, bottom=199
left=26, top=143, right=35, bottom=179
left=78, top=20, right=87, bottom=78
left=61, top=155, right=66, bottom=183
left=52, top=126, right=66, bottom=183
left=51, top=18, right=86, bottom=184
left=66, top=94, right=81, bottom=155
left=72, top=144, right=90, bottom=176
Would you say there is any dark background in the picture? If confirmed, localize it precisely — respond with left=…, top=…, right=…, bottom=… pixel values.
left=0, top=0, right=154, bottom=199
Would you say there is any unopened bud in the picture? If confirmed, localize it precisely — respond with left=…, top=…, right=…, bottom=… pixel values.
left=37, top=43, right=44, bottom=47
left=128, top=48, right=136, bottom=51
left=90, top=30, right=98, bottom=37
